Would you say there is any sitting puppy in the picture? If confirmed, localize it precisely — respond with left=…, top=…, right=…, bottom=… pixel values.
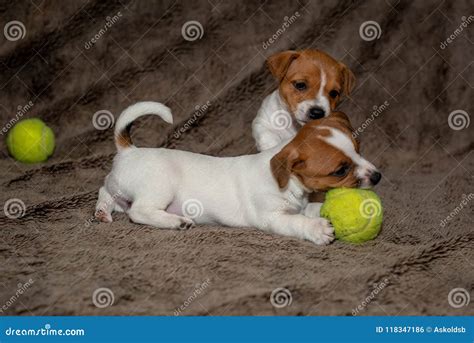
left=252, top=49, right=355, bottom=151
left=95, top=102, right=380, bottom=245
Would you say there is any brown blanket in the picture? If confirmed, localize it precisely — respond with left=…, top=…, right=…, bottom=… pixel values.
left=1, top=0, right=472, bottom=315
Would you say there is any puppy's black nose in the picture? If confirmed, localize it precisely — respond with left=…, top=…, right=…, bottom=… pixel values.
left=308, top=106, right=325, bottom=120
left=370, top=171, right=382, bottom=185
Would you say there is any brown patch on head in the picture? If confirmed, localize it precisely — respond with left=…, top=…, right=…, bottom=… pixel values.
left=266, top=49, right=356, bottom=115
left=327, top=111, right=351, bottom=128
left=270, top=114, right=360, bottom=191
left=327, top=111, right=359, bottom=151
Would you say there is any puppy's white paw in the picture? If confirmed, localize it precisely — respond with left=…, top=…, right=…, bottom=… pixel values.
left=306, top=218, right=335, bottom=245
left=178, top=217, right=195, bottom=230
left=95, top=209, right=112, bottom=223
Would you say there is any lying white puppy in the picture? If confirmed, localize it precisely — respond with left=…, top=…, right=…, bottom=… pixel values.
left=95, top=102, right=380, bottom=245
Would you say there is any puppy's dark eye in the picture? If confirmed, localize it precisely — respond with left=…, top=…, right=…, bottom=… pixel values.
left=329, top=90, right=340, bottom=98
left=293, top=81, right=307, bottom=91
left=331, top=165, right=349, bottom=177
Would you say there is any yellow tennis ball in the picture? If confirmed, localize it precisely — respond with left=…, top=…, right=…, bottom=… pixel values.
left=320, top=188, right=383, bottom=243
left=6, top=118, right=55, bottom=163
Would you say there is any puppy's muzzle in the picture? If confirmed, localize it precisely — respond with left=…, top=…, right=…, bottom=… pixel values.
left=369, top=171, right=382, bottom=185
left=308, top=106, right=326, bottom=120
left=358, top=170, right=382, bottom=188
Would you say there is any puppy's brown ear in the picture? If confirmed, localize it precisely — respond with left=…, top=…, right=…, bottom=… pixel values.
left=270, top=147, right=304, bottom=188
left=340, top=62, right=356, bottom=95
left=267, top=51, right=300, bottom=82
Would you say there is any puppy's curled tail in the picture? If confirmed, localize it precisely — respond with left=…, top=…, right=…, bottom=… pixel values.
left=114, top=101, right=173, bottom=151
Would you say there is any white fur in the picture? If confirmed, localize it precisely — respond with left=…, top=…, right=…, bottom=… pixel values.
left=251, top=91, right=298, bottom=151
left=97, top=102, right=335, bottom=245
